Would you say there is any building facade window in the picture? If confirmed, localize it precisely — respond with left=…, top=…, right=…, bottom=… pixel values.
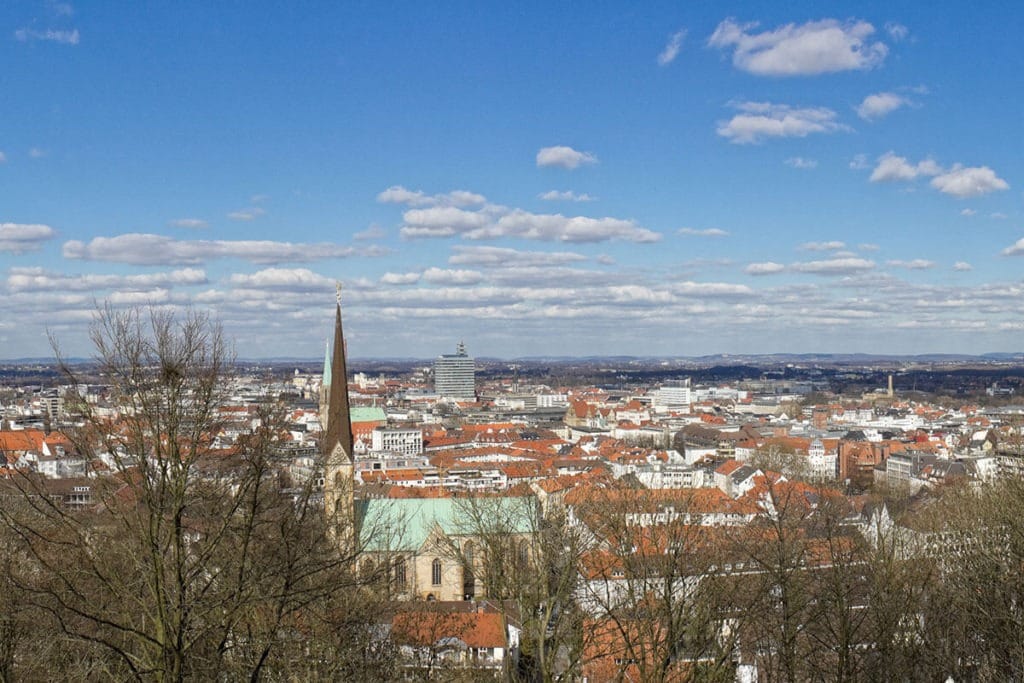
left=432, top=558, right=442, bottom=586
left=393, top=557, right=407, bottom=588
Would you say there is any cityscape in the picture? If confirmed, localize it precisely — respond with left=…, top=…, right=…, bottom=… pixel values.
left=3, top=1, right=1024, bottom=681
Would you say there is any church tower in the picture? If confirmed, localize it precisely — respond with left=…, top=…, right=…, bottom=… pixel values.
left=322, top=286, right=356, bottom=553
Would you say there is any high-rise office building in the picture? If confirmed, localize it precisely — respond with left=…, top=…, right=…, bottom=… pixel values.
left=434, top=341, right=475, bottom=399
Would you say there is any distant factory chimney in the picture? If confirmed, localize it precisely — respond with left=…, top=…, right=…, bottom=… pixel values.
left=888, top=374, right=894, bottom=398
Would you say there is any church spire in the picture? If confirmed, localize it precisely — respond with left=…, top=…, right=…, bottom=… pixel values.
left=324, top=284, right=353, bottom=462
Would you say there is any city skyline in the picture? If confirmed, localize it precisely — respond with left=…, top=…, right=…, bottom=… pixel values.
left=3, top=1, right=1023, bottom=359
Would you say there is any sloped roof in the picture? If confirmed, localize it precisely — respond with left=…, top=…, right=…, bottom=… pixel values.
left=357, top=495, right=536, bottom=552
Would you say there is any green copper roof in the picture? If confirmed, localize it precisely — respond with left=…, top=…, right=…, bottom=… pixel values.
left=357, top=496, right=537, bottom=552
left=351, top=406, right=387, bottom=423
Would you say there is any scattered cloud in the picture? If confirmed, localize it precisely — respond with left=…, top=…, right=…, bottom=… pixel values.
left=168, top=218, right=208, bottom=229
left=250, top=193, right=269, bottom=204
left=859, top=243, right=880, bottom=252
left=380, top=272, right=421, bottom=286
left=960, top=208, right=976, bottom=217
left=1001, top=238, right=1024, bottom=256
left=991, top=212, right=1008, bottom=219
left=869, top=152, right=941, bottom=182
left=717, top=101, right=848, bottom=144
left=708, top=18, right=888, bottom=76
left=538, top=190, right=595, bottom=202
left=930, top=165, right=1009, bottom=198
left=869, top=153, right=1009, bottom=199
left=377, top=186, right=486, bottom=208
left=28, top=148, right=46, bottom=159
left=800, top=241, right=846, bottom=251
left=595, top=254, right=615, bottom=265
left=849, top=154, right=870, bottom=170
left=227, top=268, right=333, bottom=291
left=678, top=227, right=729, bottom=237
left=422, top=267, right=484, bottom=286
left=227, top=207, right=266, bottom=221
left=0, top=152, right=6, bottom=163
left=791, top=258, right=876, bottom=274
left=399, top=202, right=660, bottom=243
left=857, top=92, right=909, bottom=120
left=0, top=223, right=57, bottom=253
left=448, top=245, right=587, bottom=268
left=887, top=259, right=935, bottom=270
left=745, top=262, right=786, bottom=276
left=14, top=27, right=79, bottom=45
left=61, top=233, right=379, bottom=265
left=953, top=261, right=973, bottom=271
left=536, top=146, right=598, bottom=169
left=657, top=28, right=687, bottom=66
left=8, top=267, right=207, bottom=292
left=354, top=224, right=386, bottom=240
left=885, top=22, right=909, bottom=41
left=785, top=157, right=818, bottom=169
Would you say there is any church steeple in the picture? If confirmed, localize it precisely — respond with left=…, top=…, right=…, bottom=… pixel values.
left=323, top=284, right=356, bottom=552
left=324, top=284, right=353, bottom=463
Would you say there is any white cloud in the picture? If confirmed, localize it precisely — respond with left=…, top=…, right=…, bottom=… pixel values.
left=678, top=227, right=729, bottom=237
left=785, top=157, right=817, bottom=169
left=536, top=146, right=598, bottom=169
left=800, top=240, right=846, bottom=251
left=717, top=101, right=848, bottom=144
left=953, top=261, right=973, bottom=271
left=849, top=154, right=870, bottom=170
left=538, top=190, right=596, bottom=202
left=745, top=262, right=786, bottom=276
left=869, top=152, right=941, bottom=182
left=0, top=152, right=6, bottom=163
left=28, top=148, right=46, bottom=158
left=14, top=27, right=79, bottom=44
left=791, top=258, right=876, bottom=274
left=478, top=210, right=659, bottom=243
left=422, top=267, right=484, bottom=286
left=708, top=18, right=888, bottom=76
left=960, top=208, right=976, bottom=217
left=0, top=223, right=56, bottom=253
left=857, top=92, right=909, bottom=120
left=658, top=28, right=687, bottom=66
left=991, top=212, right=1008, bottom=220
left=62, top=233, right=375, bottom=265
left=377, top=186, right=486, bottom=208
left=227, top=268, right=334, bottom=291
left=168, top=218, right=208, bottom=229
left=448, top=245, right=586, bottom=268
left=1001, top=238, right=1024, bottom=256
left=869, top=153, right=1008, bottom=198
left=930, top=165, right=1009, bottom=198
left=380, top=272, right=421, bottom=286
left=8, top=267, right=207, bottom=292
left=227, top=207, right=266, bottom=221
left=401, top=204, right=660, bottom=243
left=859, top=243, right=880, bottom=252
left=595, top=254, right=615, bottom=265
left=885, top=22, right=909, bottom=41
left=250, top=193, right=269, bottom=204
left=354, top=224, right=386, bottom=240
left=887, top=259, right=935, bottom=270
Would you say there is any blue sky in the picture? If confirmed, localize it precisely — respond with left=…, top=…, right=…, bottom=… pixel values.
left=3, top=1, right=1023, bottom=358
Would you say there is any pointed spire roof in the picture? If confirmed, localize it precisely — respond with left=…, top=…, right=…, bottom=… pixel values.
left=324, top=288, right=353, bottom=463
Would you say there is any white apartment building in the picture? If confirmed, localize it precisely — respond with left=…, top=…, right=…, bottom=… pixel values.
left=371, top=426, right=423, bottom=456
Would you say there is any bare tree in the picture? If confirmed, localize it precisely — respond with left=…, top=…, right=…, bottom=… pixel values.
left=0, top=306, right=373, bottom=681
